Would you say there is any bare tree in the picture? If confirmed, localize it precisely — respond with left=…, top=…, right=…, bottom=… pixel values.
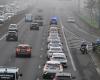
left=86, top=0, right=96, bottom=23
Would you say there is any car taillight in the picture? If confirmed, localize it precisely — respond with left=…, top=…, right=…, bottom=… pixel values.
left=45, top=65, right=48, bottom=69
left=27, top=48, right=31, bottom=52
left=16, top=48, right=20, bottom=52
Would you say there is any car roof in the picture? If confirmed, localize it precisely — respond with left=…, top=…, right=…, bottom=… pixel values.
left=0, top=67, right=19, bottom=73
left=18, top=44, right=30, bottom=47
left=46, top=61, right=60, bottom=64
left=52, top=53, right=65, bottom=57
left=10, top=24, right=17, bottom=26
left=56, top=72, right=71, bottom=77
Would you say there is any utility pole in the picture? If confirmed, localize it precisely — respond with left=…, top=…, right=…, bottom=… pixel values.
left=98, top=0, right=100, bottom=28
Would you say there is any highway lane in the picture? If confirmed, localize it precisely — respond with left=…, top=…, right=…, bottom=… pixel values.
left=0, top=0, right=99, bottom=80
left=0, top=0, right=54, bottom=80
left=57, top=0, right=100, bottom=80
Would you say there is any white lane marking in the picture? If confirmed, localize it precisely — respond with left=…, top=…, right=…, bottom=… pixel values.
left=0, top=33, right=8, bottom=41
left=60, top=20, right=77, bottom=71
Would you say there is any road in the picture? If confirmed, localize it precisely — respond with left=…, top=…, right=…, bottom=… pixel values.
left=0, top=0, right=99, bottom=80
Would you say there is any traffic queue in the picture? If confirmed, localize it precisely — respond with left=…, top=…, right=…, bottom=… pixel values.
left=42, top=17, right=75, bottom=80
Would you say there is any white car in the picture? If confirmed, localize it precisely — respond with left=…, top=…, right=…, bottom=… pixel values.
left=43, top=61, right=63, bottom=79
left=50, top=53, right=68, bottom=68
left=48, top=36, right=61, bottom=43
left=67, top=17, right=75, bottom=23
left=0, top=15, right=5, bottom=24
left=48, top=27, right=58, bottom=32
left=47, top=46, right=63, bottom=58
left=49, top=32, right=59, bottom=37
left=49, top=40, right=63, bottom=46
left=48, top=42, right=63, bottom=49
left=8, top=24, right=18, bottom=32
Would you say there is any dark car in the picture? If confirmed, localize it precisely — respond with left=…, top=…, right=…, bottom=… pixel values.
left=6, top=31, right=18, bottom=41
left=34, top=15, right=43, bottom=26
left=16, top=44, right=32, bottom=57
left=50, top=18, right=57, bottom=25
left=34, top=15, right=43, bottom=20
left=30, top=23, right=39, bottom=30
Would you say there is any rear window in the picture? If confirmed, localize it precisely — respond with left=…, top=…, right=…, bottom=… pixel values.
left=57, top=76, right=71, bottom=80
left=53, top=57, right=65, bottom=60
left=18, top=46, right=30, bottom=49
left=47, top=63, right=60, bottom=69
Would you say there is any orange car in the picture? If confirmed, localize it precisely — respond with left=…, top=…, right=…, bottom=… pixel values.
left=16, top=44, right=32, bottom=57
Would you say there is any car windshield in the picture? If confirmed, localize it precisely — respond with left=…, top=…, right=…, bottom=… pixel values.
left=0, top=73, right=15, bottom=80
left=32, top=24, right=38, bottom=27
left=53, top=57, right=65, bottom=60
left=9, top=25, right=17, bottom=28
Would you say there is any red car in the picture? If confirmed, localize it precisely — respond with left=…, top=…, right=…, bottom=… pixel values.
left=16, top=44, right=32, bottom=57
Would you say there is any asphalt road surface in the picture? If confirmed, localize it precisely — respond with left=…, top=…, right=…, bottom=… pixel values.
left=0, top=0, right=99, bottom=80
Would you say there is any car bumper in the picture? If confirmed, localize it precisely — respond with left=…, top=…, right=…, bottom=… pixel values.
left=16, top=52, right=31, bottom=57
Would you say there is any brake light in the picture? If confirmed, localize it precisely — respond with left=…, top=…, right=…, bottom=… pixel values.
left=16, top=48, right=20, bottom=52
left=27, top=48, right=31, bottom=52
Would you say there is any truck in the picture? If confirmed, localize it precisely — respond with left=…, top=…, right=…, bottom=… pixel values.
left=0, top=66, right=22, bottom=80
left=25, top=14, right=33, bottom=22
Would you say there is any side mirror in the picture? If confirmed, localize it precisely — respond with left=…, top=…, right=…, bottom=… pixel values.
left=19, top=74, right=22, bottom=77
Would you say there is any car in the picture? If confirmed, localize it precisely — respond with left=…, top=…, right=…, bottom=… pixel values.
left=50, top=17, right=58, bottom=25
left=49, top=32, right=59, bottom=37
left=30, top=22, right=39, bottom=30
left=42, top=61, right=63, bottom=79
left=34, top=15, right=43, bottom=20
left=16, top=44, right=32, bottom=57
left=0, top=15, right=6, bottom=24
left=0, top=66, right=22, bottom=80
left=8, top=24, right=18, bottom=32
left=67, top=17, right=75, bottom=23
left=48, top=27, right=58, bottom=33
left=25, top=14, right=33, bottom=22
left=34, top=19, right=43, bottom=26
left=53, top=72, right=75, bottom=80
left=34, top=15, right=43, bottom=26
left=6, top=31, right=18, bottom=41
left=47, top=36, right=61, bottom=43
left=47, top=46, right=63, bottom=59
left=48, top=42, right=63, bottom=50
left=50, top=53, right=67, bottom=68
left=48, top=39, right=63, bottom=45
